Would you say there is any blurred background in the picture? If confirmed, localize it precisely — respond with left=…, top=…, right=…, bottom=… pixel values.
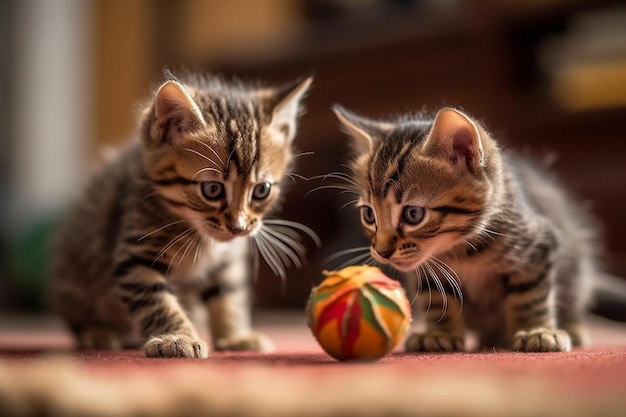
left=1, top=0, right=626, bottom=314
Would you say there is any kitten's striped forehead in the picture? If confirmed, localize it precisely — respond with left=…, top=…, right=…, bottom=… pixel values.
left=369, top=125, right=431, bottom=202
left=197, top=95, right=268, bottom=178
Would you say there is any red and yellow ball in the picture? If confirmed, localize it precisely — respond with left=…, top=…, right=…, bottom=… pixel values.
left=307, top=265, right=412, bottom=361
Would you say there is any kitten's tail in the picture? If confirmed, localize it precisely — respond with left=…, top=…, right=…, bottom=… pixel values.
left=591, top=273, right=626, bottom=322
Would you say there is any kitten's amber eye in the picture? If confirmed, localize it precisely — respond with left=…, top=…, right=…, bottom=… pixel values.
left=252, top=182, right=272, bottom=200
left=402, top=206, right=425, bottom=225
left=201, top=181, right=224, bottom=200
left=361, top=206, right=376, bottom=225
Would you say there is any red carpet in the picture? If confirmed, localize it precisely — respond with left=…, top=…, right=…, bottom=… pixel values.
left=1, top=313, right=626, bottom=417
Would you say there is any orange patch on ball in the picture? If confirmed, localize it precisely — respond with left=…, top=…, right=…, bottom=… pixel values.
left=307, top=265, right=412, bottom=361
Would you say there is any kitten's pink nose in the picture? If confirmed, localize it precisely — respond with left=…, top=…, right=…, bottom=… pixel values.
left=227, top=222, right=249, bottom=235
left=226, top=218, right=249, bottom=235
left=225, top=214, right=250, bottom=236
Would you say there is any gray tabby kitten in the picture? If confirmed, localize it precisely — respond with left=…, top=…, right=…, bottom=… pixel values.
left=51, top=72, right=313, bottom=358
left=333, top=105, right=619, bottom=352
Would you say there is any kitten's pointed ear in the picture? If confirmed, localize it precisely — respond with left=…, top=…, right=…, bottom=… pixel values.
left=423, top=108, right=484, bottom=172
left=149, top=80, right=207, bottom=145
left=332, top=105, right=390, bottom=155
left=267, top=76, right=313, bottom=143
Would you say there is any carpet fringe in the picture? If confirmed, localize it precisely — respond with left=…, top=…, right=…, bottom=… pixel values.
left=0, top=358, right=624, bottom=417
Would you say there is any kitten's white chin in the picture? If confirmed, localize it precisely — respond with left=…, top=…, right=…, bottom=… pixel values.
left=372, top=252, right=423, bottom=272
left=203, top=233, right=228, bottom=243
left=209, top=233, right=251, bottom=243
left=390, top=259, right=423, bottom=272
left=201, top=230, right=237, bottom=242
left=198, top=225, right=254, bottom=242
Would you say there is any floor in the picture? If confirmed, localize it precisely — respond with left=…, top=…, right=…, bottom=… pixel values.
left=1, top=312, right=626, bottom=417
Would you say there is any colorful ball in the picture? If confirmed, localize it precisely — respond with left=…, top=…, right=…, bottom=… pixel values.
left=307, top=265, right=412, bottom=361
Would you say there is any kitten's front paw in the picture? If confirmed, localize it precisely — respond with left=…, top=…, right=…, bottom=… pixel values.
left=144, top=334, right=208, bottom=358
left=405, top=331, right=465, bottom=352
left=511, top=328, right=572, bottom=352
left=214, top=332, right=275, bottom=352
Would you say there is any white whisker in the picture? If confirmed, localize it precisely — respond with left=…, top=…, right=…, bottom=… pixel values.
left=311, top=172, right=360, bottom=188
left=286, top=173, right=309, bottom=182
left=430, top=257, right=464, bottom=316
left=305, top=185, right=360, bottom=197
left=339, top=189, right=359, bottom=195
left=263, top=224, right=301, bottom=241
left=138, top=220, right=188, bottom=241
left=168, top=231, right=197, bottom=274
left=192, top=167, right=223, bottom=181
left=193, top=236, right=204, bottom=265
left=409, top=269, right=421, bottom=306
left=424, top=261, right=448, bottom=322
left=154, top=227, right=195, bottom=262
left=263, top=226, right=307, bottom=257
left=421, top=263, right=432, bottom=314
left=183, top=147, right=221, bottom=169
left=431, top=257, right=462, bottom=290
left=158, top=228, right=195, bottom=274
left=252, top=235, right=280, bottom=278
left=339, top=199, right=359, bottom=211
left=192, top=138, right=225, bottom=168
left=253, top=234, right=286, bottom=281
left=258, top=229, right=302, bottom=269
left=179, top=233, right=200, bottom=266
left=251, top=219, right=318, bottom=292
left=339, top=163, right=357, bottom=173
left=262, top=236, right=293, bottom=271
left=470, top=223, right=511, bottom=238
left=462, top=238, right=478, bottom=253
left=324, top=246, right=370, bottom=264
left=293, top=151, right=315, bottom=159
left=416, top=265, right=423, bottom=295
left=264, top=219, right=321, bottom=247
left=338, top=251, right=373, bottom=269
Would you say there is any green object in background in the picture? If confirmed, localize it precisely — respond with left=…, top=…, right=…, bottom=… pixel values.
left=8, top=215, right=60, bottom=312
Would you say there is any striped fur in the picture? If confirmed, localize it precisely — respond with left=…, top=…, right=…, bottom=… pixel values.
left=50, top=73, right=313, bottom=358
left=334, top=105, right=602, bottom=352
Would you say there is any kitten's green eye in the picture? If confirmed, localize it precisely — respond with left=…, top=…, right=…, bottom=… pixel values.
left=252, top=182, right=272, bottom=200
left=201, top=181, right=224, bottom=200
left=402, top=206, right=425, bottom=225
left=361, top=206, right=376, bottom=225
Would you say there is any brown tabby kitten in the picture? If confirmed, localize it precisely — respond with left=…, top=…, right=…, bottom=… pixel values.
left=333, top=105, right=609, bottom=352
left=51, top=72, right=314, bottom=358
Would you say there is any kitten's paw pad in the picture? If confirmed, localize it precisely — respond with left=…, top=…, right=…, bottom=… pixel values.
left=214, top=333, right=275, bottom=352
left=511, top=328, right=572, bottom=352
left=77, top=328, right=122, bottom=350
left=144, top=334, right=208, bottom=358
left=405, top=332, right=465, bottom=352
